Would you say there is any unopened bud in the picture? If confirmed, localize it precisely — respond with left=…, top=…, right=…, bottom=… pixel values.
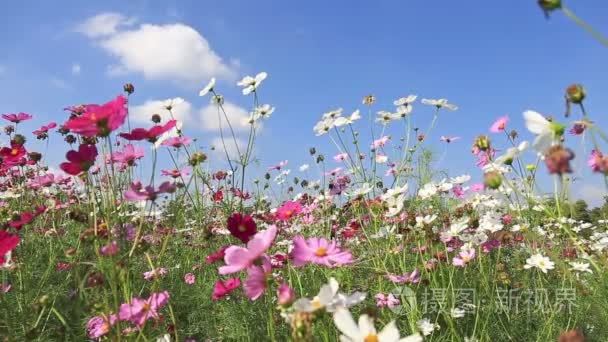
left=484, top=171, right=502, bottom=190
left=566, top=84, right=585, bottom=104
left=151, top=114, right=162, bottom=123
left=189, top=152, right=207, bottom=166
left=123, top=83, right=135, bottom=95
left=474, top=135, right=491, bottom=151
left=545, top=145, right=574, bottom=174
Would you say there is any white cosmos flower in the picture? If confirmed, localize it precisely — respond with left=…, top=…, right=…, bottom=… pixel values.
left=254, top=104, right=275, bottom=119
left=417, top=318, right=440, bottom=336
left=314, top=118, right=335, bottom=136
left=375, top=154, right=388, bottom=164
left=333, top=308, right=423, bottom=342
left=418, top=183, right=438, bottom=199
left=450, top=307, right=466, bottom=318
left=299, top=164, right=309, bottom=172
left=421, top=98, right=458, bottom=111
left=524, top=253, right=555, bottom=273
left=386, top=194, right=406, bottom=217
left=523, top=110, right=557, bottom=153
left=569, top=261, right=592, bottom=273
left=323, top=108, right=344, bottom=120
left=347, top=183, right=373, bottom=197
left=495, top=141, right=529, bottom=165
left=370, top=225, right=400, bottom=239
left=293, top=278, right=366, bottom=313
left=393, top=95, right=418, bottom=106
left=198, top=77, right=216, bottom=96
left=450, top=174, right=471, bottom=184
left=237, top=71, right=267, bottom=95
left=376, top=111, right=400, bottom=125
left=381, top=184, right=409, bottom=200
left=416, top=214, right=437, bottom=227
left=163, top=97, right=185, bottom=110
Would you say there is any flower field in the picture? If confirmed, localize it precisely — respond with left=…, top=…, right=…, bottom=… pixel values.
left=2, top=2, right=608, bottom=341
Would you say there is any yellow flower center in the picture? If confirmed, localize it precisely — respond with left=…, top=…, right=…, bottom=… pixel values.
left=238, top=224, right=247, bottom=232
left=10, top=148, right=19, bottom=156
left=315, top=247, right=328, bottom=257
left=364, top=334, right=379, bottom=342
left=311, top=297, right=323, bottom=310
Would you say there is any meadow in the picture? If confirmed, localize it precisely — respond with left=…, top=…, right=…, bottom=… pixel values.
left=2, top=1, right=608, bottom=341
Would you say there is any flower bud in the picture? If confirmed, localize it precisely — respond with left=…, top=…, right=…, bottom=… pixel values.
left=566, top=84, right=585, bottom=104
left=123, top=83, right=135, bottom=95
left=484, top=171, right=502, bottom=190
left=12, top=134, right=26, bottom=145
left=277, top=283, right=295, bottom=306
left=28, top=152, right=42, bottom=163
left=189, top=152, right=207, bottom=166
left=538, top=0, right=561, bottom=12
left=545, top=145, right=574, bottom=174
left=151, top=114, right=162, bottom=123
left=363, top=94, right=376, bottom=106
left=474, top=135, right=491, bottom=151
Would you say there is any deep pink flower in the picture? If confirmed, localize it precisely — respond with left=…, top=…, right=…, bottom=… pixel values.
left=227, top=213, right=258, bottom=243
left=0, top=230, right=20, bottom=265
left=275, top=201, right=303, bottom=221
left=124, top=181, right=176, bottom=202
left=2, top=112, right=32, bottom=123
left=64, top=95, right=128, bottom=137
left=119, top=120, right=177, bottom=142
left=212, top=278, right=241, bottom=301
left=33, top=122, right=57, bottom=138
left=60, top=144, right=98, bottom=175
left=206, top=246, right=228, bottom=264
left=490, top=116, right=509, bottom=133
left=291, top=236, right=353, bottom=268
left=161, top=136, right=192, bottom=148
left=161, top=167, right=191, bottom=179
left=118, top=291, right=169, bottom=327
left=184, top=273, right=196, bottom=285
left=244, top=256, right=272, bottom=300
left=0, top=143, right=27, bottom=168
left=219, top=226, right=277, bottom=275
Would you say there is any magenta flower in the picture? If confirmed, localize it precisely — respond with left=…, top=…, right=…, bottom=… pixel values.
left=219, top=226, right=277, bottom=275
left=33, top=122, right=57, bottom=138
left=244, top=256, right=272, bottom=300
left=212, top=278, right=241, bottom=301
left=161, top=136, right=192, bottom=148
left=275, top=201, right=303, bottom=221
left=2, top=112, right=32, bottom=123
left=291, top=236, right=353, bottom=268
left=119, top=120, right=177, bottom=142
left=277, top=282, right=295, bottom=306
left=60, top=144, right=98, bottom=175
left=184, top=273, right=196, bottom=285
left=124, top=181, right=176, bottom=202
left=490, top=116, right=509, bottom=133
left=118, top=291, right=169, bottom=328
left=453, top=248, right=476, bottom=267
left=569, top=121, right=587, bottom=135
left=64, top=95, right=128, bottom=137
left=100, top=241, right=119, bottom=256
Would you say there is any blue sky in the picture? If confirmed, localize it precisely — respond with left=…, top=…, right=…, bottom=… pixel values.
left=1, top=1, right=607, bottom=204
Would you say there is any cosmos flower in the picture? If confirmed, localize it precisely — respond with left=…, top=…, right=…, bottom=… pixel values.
left=440, top=136, right=460, bottom=143
left=219, top=225, right=277, bottom=275
left=421, top=98, right=458, bottom=111
left=0, top=230, right=20, bottom=265
left=293, top=278, right=366, bottom=313
left=123, top=181, right=176, bottom=202
left=523, top=110, right=563, bottom=153
left=291, top=236, right=353, bottom=267
left=110, top=144, right=144, bottom=168
left=212, top=278, right=241, bottom=300
left=119, top=120, right=177, bottom=142
left=275, top=201, right=302, bottom=221
left=375, top=293, right=400, bottom=309
left=453, top=248, right=476, bottom=267
left=160, top=136, right=192, bottom=148
left=2, top=112, right=32, bottom=123
left=237, top=72, right=267, bottom=95
left=243, top=255, right=272, bottom=300
left=385, top=269, right=421, bottom=284
left=333, top=308, right=422, bottom=342
left=60, top=144, right=98, bottom=175
left=64, top=95, right=128, bottom=137
left=199, top=77, right=216, bottom=97
left=490, top=116, right=509, bottom=133
left=118, top=291, right=170, bottom=327
left=227, top=213, right=258, bottom=243
left=184, top=273, right=196, bottom=285
left=32, top=122, right=57, bottom=138
left=524, top=253, right=555, bottom=273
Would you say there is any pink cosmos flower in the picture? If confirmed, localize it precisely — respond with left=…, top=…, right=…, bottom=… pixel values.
left=268, top=160, right=288, bottom=171
left=184, top=273, right=196, bottom=285
left=277, top=282, right=295, bottom=305
left=385, top=269, right=421, bottom=284
left=119, top=120, right=177, bottom=142
left=471, top=183, right=485, bottom=192
left=325, top=167, right=343, bottom=176
left=143, top=268, right=168, bottom=281
left=275, top=201, right=303, bottom=221
left=2, top=112, right=32, bottom=123
left=453, top=248, right=476, bottom=267
left=64, top=95, right=128, bottom=137
left=59, top=144, right=98, bottom=175
left=118, top=291, right=169, bottom=328
left=218, top=225, right=278, bottom=275
left=124, top=181, right=176, bottom=202
left=33, top=122, right=57, bottom=138
left=244, top=256, right=272, bottom=300
left=0, top=230, right=20, bottom=265
left=375, top=293, right=400, bottom=309
left=161, top=136, right=192, bottom=148
left=371, top=136, right=390, bottom=149
left=569, top=121, right=587, bottom=135
left=161, top=167, right=192, bottom=179
left=452, top=185, right=466, bottom=199
left=490, top=116, right=509, bottom=133
left=291, top=236, right=354, bottom=268
left=206, top=246, right=228, bottom=264
left=100, top=241, right=119, bottom=256
left=111, top=144, right=144, bottom=168
left=212, top=278, right=241, bottom=300
left=333, top=153, right=348, bottom=162
left=87, top=315, right=117, bottom=339
left=588, top=150, right=608, bottom=174
left=28, top=173, right=56, bottom=189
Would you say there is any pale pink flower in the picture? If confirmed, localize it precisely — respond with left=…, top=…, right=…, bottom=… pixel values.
left=375, top=293, right=400, bottom=309
left=277, top=282, right=296, bottom=305
left=385, top=269, right=420, bottom=284
left=333, top=153, right=349, bottom=162
left=184, top=273, right=196, bottom=285
left=453, top=248, right=476, bottom=267
left=371, top=136, right=390, bottom=149
left=291, top=236, right=353, bottom=268
left=490, top=116, right=509, bottom=133
left=219, top=226, right=278, bottom=275
left=244, top=256, right=272, bottom=300
left=100, top=241, right=119, bottom=256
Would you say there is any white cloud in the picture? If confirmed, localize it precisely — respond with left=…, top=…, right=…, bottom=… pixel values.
left=71, top=63, right=81, bottom=75
left=129, top=97, right=193, bottom=125
left=76, top=12, right=136, bottom=38
left=78, top=13, right=237, bottom=84
left=199, top=101, right=254, bottom=132
left=211, top=136, right=246, bottom=161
